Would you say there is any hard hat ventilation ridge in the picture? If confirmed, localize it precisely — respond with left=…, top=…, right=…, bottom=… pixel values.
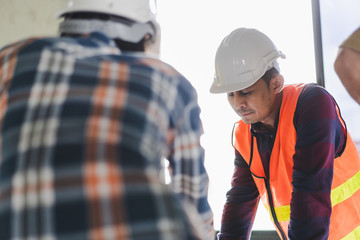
left=59, top=18, right=155, bottom=43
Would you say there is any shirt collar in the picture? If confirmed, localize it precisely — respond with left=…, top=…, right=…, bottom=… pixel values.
left=88, top=32, right=118, bottom=48
left=250, top=110, right=280, bottom=135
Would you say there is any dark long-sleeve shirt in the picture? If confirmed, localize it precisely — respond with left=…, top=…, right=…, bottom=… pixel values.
left=219, top=84, right=347, bottom=240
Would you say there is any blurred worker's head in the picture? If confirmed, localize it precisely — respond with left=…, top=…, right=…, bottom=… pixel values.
left=57, top=0, right=160, bottom=56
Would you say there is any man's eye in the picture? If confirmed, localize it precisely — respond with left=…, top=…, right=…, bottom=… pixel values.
left=241, top=91, right=251, bottom=96
left=227, top=92, right=234, bottom=97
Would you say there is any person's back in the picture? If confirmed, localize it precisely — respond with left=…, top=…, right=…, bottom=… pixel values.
left=0, top=1, right=214, bottom=239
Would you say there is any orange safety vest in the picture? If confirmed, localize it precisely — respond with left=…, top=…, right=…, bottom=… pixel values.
left=234, top=84, right=360, bottom=240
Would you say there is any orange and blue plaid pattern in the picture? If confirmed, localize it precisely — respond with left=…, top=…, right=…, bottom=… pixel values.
left=0, top=32, right=214, bottom=240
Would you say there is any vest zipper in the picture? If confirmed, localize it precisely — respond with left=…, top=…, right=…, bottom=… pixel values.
left=264, top=179, right=287, bottom=240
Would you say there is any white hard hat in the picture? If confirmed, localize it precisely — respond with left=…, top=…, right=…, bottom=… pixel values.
left=210, top=28, right=285, bottom=94
left=56, top=0, right=157, bottom=23
left=57, top=0, right=160, bottom=46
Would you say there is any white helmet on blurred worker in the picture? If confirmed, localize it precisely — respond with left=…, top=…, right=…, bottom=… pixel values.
left=57, top=0, right=160, bottom=54
left=210, top=28, right=285, bottom=94
left=57, top=0, right=156, bottom=23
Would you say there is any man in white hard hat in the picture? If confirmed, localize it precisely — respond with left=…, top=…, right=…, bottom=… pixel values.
left=211, top=28, right=360, bottom=240
left=0, top=0, right=214, bottom=239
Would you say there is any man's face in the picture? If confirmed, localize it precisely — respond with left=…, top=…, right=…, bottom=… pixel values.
left=227, top=79, right=277, bottom=126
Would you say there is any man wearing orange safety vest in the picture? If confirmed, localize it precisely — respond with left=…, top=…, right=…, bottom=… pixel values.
left=210, top=28, right=360, bottom=240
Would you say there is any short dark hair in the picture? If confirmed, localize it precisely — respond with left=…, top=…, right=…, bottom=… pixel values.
left=261, top=67, right=279, bottom=86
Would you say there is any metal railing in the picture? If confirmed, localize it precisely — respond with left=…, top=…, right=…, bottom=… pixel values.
left=214, top=230, right=280, bottom=240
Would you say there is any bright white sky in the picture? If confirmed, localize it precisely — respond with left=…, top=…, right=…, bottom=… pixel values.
left=156, top=0, right=316, bottom=230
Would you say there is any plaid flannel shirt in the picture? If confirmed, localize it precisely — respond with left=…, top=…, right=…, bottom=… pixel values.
left=0, top=32, right=214, bottom=240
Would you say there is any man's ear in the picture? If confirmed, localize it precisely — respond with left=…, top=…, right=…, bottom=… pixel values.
left=271, top=74, right=284, bottom=94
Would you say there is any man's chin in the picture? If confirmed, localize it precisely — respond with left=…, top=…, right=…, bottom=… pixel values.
left=240, top=118, right=254, bottom=125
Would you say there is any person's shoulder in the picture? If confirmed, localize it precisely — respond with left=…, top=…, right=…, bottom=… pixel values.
left=134, top=55, right=183, bottom=77
left=301, top=83, right=332, bottom=98
left=297, top=83, right=335, bottom=109
left=0, top=36, right=53, bottom=54
left=0, top=36, right=91, bottom=58
left=108, top=53, right=191, bottom=84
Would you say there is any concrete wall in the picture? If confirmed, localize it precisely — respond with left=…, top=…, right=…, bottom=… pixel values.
left=0, top=0, right=67, bottom=47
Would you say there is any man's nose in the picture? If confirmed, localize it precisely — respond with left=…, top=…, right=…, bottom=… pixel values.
left=233, top=93, right=246, bottom=109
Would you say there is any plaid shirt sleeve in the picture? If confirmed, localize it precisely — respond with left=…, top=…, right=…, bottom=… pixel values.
left=0, top=33, right=214, bottom=240
left=164, top=74, right=215, bottom=240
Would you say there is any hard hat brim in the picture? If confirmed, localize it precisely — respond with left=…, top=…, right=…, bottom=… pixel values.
left=209, top=77, right=258, bottom=94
